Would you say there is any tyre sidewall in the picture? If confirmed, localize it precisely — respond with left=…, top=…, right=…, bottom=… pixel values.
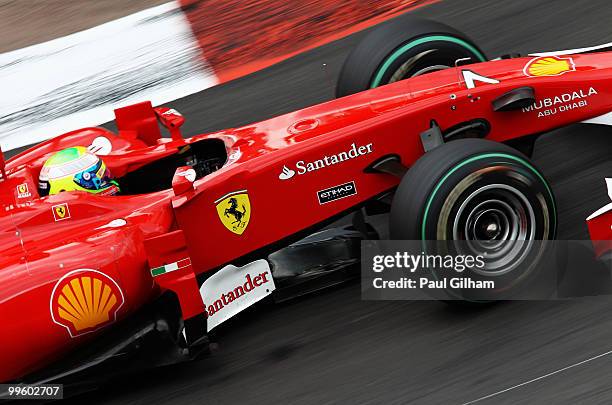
left=336, top=16, right=487, bottom=97
left=390, top=140, right=558, bottom=300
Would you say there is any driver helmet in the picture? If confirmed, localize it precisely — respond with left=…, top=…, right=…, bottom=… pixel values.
left=38, top=146, right=120, bottom=196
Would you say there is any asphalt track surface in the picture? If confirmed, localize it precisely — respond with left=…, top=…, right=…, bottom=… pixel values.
left=64, top=0, right=612, bottom=404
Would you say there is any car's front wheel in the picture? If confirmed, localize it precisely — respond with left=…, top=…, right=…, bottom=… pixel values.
left=390, top=139, right=558, bottom=300
left=336, top=16, right=487, bottom=98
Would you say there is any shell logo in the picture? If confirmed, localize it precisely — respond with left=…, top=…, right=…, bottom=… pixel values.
left=524, top=56, right=575, bottom=77
left=50, top=269, right=124, bottom=338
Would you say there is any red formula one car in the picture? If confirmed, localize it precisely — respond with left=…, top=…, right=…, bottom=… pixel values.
left=1, top=16, right=611, bottom=384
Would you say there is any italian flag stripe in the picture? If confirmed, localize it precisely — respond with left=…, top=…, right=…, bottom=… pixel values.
left=151, top=258, right=191, bottom=277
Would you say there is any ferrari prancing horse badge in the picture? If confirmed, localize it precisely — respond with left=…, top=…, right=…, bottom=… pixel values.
left=52, top=203, right=71, bottom=221
left=215, top=190, right=251, bottom=235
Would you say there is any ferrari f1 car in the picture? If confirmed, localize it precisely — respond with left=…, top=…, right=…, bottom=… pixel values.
left=1, top=15, right=611, bottom=384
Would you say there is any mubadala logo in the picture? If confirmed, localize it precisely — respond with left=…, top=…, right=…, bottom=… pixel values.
left=279, top=142, right=373, bottom=181
left=522, top=87, right=597, bottom=118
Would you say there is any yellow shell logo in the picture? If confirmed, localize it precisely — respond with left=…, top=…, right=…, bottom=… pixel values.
left=524, top=56, right=575, bottom=77
left=50, top=270, right=124, bottom=337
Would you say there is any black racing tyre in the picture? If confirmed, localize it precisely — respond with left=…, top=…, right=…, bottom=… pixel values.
left=336, top=16, right=487, bottom=98
left=390, top=139, right=558, bottom=301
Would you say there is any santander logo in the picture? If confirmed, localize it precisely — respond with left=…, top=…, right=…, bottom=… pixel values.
left=279, top=165, right=296, bottom=180
left=279, top=142, right=373, bottom=181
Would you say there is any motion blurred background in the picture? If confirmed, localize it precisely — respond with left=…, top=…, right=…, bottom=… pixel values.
left=0, top=0, right=167, bottom=52
left=0, top=0, right=432, bottom=73
left=0, top=0, right=432, bottom=151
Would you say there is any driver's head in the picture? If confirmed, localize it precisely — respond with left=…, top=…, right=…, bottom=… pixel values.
left=38, top=146, right=120, bottom=196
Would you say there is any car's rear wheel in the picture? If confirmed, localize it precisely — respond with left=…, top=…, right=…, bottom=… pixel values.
left=390, top=139, right=558, bottom=301
left=336, top=16, right=487, bottom=97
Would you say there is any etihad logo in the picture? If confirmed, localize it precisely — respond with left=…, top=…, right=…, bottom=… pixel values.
left=279, top=142, right=373, bottom=181
left=524, top=56, right=575, bottom=77
left=317, top=181, right=357, bottom=205
left=50, top=269, right=124, bottom=337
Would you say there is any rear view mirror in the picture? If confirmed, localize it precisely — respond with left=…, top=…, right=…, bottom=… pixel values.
left=154, top=107, right=185, bottom=141
left=172, top=166, right=196, bottom=196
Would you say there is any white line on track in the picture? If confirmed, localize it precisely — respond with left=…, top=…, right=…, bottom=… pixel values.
left=462, top=348, right=612, bottom=404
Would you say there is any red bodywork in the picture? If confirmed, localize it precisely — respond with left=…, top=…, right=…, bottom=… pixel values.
left=587, top=179, right=612, bottom=259
left=1, top=53, right=612, bottom=382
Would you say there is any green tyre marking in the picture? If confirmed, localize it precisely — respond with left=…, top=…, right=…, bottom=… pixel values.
left=370, top=35, right=486, bottom=88
left=420, top=153, right=557, bottom=246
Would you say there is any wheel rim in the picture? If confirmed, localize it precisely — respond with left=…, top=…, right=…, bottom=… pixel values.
left=422, top=153, right=557, bottom=242
left=408, top=64, right=450, bottom=78
left=452, top=184, right=535, bottom=276
left=386, top=49, right=450, bottom=83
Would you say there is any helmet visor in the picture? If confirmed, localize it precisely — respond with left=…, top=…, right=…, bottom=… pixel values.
left=73, top=160, right=114, bottom=191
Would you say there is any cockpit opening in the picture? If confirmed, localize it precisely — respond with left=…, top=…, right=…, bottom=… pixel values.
left=119, top=138, right=227, bottom=195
